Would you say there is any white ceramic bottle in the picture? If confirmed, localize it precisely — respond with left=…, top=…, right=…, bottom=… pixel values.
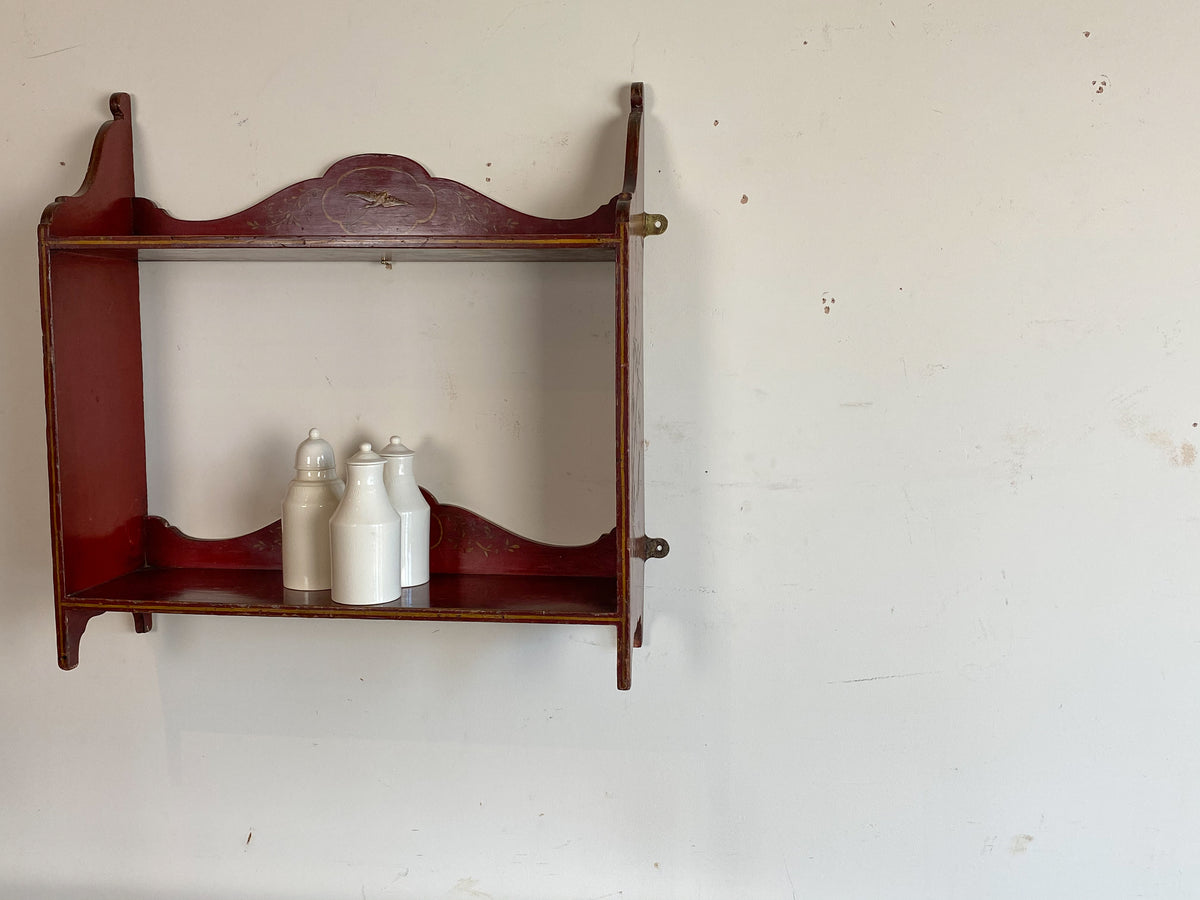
left=380, top=435, right=431, bottom=587
left=330, top=443, right=401, bottom=605
left=282, top=428, right=345, bottom=591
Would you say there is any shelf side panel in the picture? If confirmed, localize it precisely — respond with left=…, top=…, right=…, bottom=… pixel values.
left=133, top=155, right=619, bottom=239
left=41, top=93, right=134, bottom=237
left=616, top=228, right=647, bottom=689
left=615, top=83, right=648, bottom=690
left=42, top=251, right=147, bottom=594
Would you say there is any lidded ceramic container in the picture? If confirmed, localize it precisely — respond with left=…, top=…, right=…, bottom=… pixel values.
left=282, top=428, right=345, bottom=591
left=330, top=443, right=401, bottom=605
left=379, top=436, right=431, bottom=588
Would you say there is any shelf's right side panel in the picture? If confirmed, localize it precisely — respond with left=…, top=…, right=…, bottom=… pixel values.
left=615, top=84, right=647, bottom=692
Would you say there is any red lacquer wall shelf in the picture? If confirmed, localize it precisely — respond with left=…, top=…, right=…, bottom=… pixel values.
left=38, top=85, right=668, bottom=690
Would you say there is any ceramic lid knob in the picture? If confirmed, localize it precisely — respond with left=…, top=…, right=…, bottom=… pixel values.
left=378, top=435, right=414, bottom=458
left=295, top=427, right=337, bottom=471
left=346, top=442, right=384, bottom=465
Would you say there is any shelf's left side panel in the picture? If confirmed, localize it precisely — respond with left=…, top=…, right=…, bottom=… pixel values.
left=39, top=93, right=151, bottom=668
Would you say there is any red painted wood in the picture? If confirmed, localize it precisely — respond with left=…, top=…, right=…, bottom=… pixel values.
left=46, top=237, right=618, bottom=263
left=133, top=155, right=618, bottom=238
left=424, top=489, right=616, bottom=577
left=43, top=252, right=147, bottom=596
left=143, top=488, right=616, bottom=578
left=41, top=84, right=663, bottom=687
left=41, top=94, right=134, bottom=237
left=69, top=569, right=619, bottom=621
left=40, top=91, right=146, bottom=616
left=144, top=517, right=282, bottom=570
left=57, top=609, right=151, bottom=669
left=615, top=83, right=648, bottom=690
left=57, top=608, right=104, bottom=669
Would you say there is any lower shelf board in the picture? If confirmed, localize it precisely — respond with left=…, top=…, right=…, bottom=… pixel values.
left=66, top=568, right=621, bottom=624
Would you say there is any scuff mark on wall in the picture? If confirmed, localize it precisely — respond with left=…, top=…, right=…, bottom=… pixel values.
left=26, top=43, right=83, bottom=59
left=454, top=876, right=491, bottom=897
left=829, top=671, right=935, bottom=685
left=1122, top=414, right=1196, bottom=467
left=1004, top=425, right=1041, bottom=490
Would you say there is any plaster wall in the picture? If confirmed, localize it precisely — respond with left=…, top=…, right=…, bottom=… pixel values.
left=2, top=2, right=1199, bottom=897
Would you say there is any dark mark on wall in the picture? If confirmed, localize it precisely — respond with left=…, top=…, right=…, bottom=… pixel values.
left=714, top=119, right=719, bottom=126
left=822, top=295, right=836, bottom=314
left=1092, top=76, right=1109, bottom=94
left=740, top=194, right=748, bottom=204
left=1083, top=30, right=1091, bottom=37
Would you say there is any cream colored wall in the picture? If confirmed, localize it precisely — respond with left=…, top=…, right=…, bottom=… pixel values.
left=4, top=1, right=1200, bottom=897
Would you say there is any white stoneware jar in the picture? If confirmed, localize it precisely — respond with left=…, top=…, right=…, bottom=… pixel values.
left=379, top=436, right=431, bottom=587
left=282, top=428, right=345, bottom=591
left=330, top=443, right=401, bottom=605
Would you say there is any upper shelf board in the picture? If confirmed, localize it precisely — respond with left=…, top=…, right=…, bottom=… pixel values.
left=40, top=86, right=664, bottom=258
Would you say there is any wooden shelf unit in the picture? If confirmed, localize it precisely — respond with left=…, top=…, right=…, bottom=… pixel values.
left=38, top=85, right=668, bottom=690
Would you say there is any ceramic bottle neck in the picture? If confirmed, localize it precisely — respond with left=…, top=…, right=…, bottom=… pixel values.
left=346, top=461, right=385, bottom=488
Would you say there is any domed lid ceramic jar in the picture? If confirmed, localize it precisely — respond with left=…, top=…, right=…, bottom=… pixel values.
left=293, top=428, right=341, bottom=481
left=282, top=427, right=344, bottom=591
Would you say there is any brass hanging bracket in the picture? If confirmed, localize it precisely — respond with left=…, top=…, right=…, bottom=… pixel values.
left=638, top=536, right=671, bottom=560
left=635, top=212, right=668, bottom=237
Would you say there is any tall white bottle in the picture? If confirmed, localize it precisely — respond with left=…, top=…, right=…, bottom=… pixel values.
left=282, top=428, right=345, bottom=591
left=330, top=443, right=401, bottom=605
left=380, top=436, right=431, bottom=587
